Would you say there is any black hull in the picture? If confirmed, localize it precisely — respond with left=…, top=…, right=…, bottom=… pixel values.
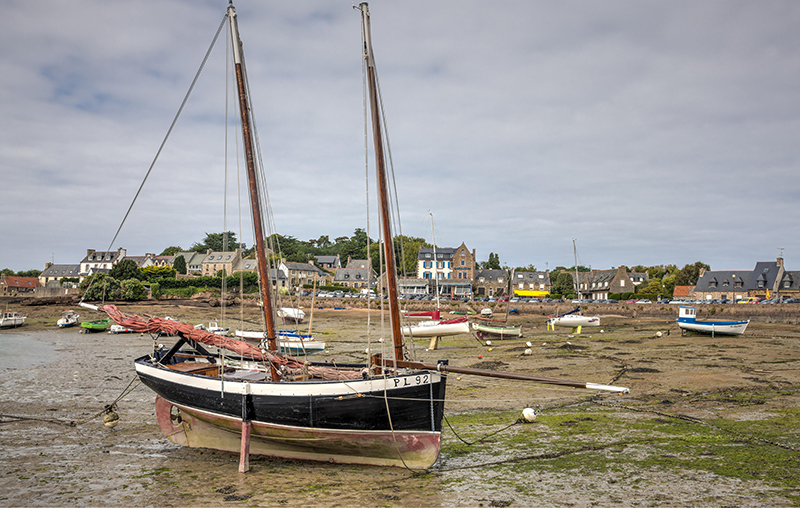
left=134, top=355, right=447, bottom=433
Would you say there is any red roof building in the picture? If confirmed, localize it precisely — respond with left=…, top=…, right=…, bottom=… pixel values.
left=0, top=275, right=41, bottom=295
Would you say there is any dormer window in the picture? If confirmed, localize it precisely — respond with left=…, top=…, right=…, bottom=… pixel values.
left=425, top=253, right=431, bottom=259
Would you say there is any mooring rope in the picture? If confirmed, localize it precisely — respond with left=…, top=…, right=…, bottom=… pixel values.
left=0, top=374, right=142, bottom=427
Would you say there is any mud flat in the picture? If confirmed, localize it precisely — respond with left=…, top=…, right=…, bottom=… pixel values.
left=1, top=303, right=799, bottom=506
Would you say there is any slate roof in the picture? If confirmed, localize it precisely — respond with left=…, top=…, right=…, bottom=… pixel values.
left=80, top=250, right=122, bottom=264
left=40, top=264, right=81, bottom=278
left=474, top=269, right=506, bottom=283
left=345, top=259, right=372, bottom=270
left=334, top=267, right=372, bottom=283
left=417, top=247, right=457, bottom=261
left=778, top=271, right=800, bottom=291
left=749, top=261, right=780, bottom=290
left=284, top=262, right=325, bottom=275
left=694, top=270, right=751, bottom=293
left=316, top=255, right=341, bottom=268
left=512, top=271, right=551, bottom=286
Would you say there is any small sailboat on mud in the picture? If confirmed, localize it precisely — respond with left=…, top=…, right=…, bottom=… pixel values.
left=81, top=2, right=628, bottom=471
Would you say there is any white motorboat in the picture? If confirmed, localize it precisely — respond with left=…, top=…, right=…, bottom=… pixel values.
left=0, top=311, right=26, bottom=329
left=57, top=310, right=80, bottom=328
left=678, top=306, right=749, bottom=336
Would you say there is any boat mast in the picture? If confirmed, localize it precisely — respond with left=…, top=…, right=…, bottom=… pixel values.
left=430, top=212, right=440, bottom=313
left=359, top=3, right=404, bottom=363
left=227, top=4, right=278, bottom=355
left=573, top=239, right=580, bottom=304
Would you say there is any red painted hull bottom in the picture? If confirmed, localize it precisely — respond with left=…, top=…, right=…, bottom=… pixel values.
left=154, top=396, right=442, bottom=469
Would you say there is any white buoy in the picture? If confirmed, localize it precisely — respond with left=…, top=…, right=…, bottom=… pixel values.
left=522, top=408, right=537, bottom=422
left=526, top=341, right=532, bottom=347
left=486, top=340, right=492, bottom=346
left=524, top=348, right=532, bottom=355
left=600, top=329, right=604, bottom=333
left=656, top=331, right=663, bottom=337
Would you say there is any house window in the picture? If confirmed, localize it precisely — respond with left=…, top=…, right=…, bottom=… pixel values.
left=425, top=253, right=431, bottom=259
left=758, top=280, right=765, bottom=288
left=784, top=281, right=791, bottom=288
left=620, top=280, right=625, bottom=287
left=461, top=259, right=465, bottom=266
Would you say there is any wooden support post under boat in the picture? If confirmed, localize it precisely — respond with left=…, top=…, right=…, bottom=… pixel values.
left=572, top=326, right=582, bottom=334
left=239, top=383, right=251, bottom=473
left=428, top=335, right=440, bottom=351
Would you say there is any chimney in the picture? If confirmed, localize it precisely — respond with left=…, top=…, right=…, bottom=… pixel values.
left=698, top=268, right=706, bottom=277
left=777, top=257, right=784, bottom=268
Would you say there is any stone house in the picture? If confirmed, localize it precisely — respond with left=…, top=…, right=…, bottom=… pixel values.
left=39, top=264, right=81, bottom=287
left=201, top=249, right=241, bottom=277
left=79, top=248, right=126, bottom=279
left=1, top=275, right=41, bottom=295
left=174, top=252, right=207, bottom=275
left=473, top=269, right=508, bottom=297
left=693, top=270, right=751, bottom=301
left=334, top=259, right=376, bottom=289
left=693, top=258, right=785, bottom=301
left=510, top=270, right=551, bottom=297
left=777, top=270, right=800, bottom=299
left=451, top=243, right=476, bottom=283
left=315, top=255, right=341, bottom=272
left=281, top=261, right=326, bottom=290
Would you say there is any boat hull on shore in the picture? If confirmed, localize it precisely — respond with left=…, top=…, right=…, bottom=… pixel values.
left=678, top=306, right=748, bottom=336
left=137, top=357, right=447, bottom=469
left=471, top=322, right=523, bottom=339
left=0, top=312, right=27, bottom=329
left=401, top=319, right=470, bottom=338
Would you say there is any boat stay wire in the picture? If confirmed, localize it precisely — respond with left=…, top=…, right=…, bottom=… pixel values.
left=79, top=13, right=229, bottom=304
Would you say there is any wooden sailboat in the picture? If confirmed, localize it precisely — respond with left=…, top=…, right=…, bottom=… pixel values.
left=80, top=2, right=628, bottom=471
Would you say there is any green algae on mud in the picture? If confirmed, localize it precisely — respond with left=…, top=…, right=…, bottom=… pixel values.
left=439, top=402, right=800, bottom=503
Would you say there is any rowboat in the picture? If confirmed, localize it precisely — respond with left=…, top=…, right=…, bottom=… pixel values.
left=471, top=322, right=523, bottom=339
left=80, top=318, right=110, bottom=333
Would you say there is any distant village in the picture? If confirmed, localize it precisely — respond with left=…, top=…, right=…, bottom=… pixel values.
left=2, top=241, right=798, bottom=304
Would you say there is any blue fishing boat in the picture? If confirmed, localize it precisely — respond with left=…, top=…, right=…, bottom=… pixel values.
left=678, top=306, right=749, bottom=336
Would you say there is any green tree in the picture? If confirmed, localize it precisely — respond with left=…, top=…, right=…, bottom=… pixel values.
left=160, top=246, right=183, bottom=256
left=173, top=255, right=187, bottom=275
left=675, top=261, right=710, bottom=286
left=109, top=259, right=143, bottom=281
left=338, top=228, right=372, bottom=262
left=662, top=275, right=677, bottom=298
left=80, top=273, right=122, bottom=301
left=15, top=269, right=42, bottom=278
left=141, top=265, right=178, bottom=281
left=484, top=252, right=501, bottom=270
left=552, top=272, right=575, bottom=296
left=1, top=268, right=13, bottom=276
left=120, top=278, right=147, bottom=301
left=369, top=235, right=430, bottom=275
left=192, top=232, right=239, bottom=253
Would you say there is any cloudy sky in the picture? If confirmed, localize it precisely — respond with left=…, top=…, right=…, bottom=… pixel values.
left=2, top=1, right=799, bottom=273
